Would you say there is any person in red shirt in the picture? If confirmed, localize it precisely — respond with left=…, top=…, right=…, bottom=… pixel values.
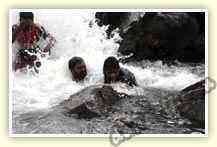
left=12, top=12, right=56, bottom=72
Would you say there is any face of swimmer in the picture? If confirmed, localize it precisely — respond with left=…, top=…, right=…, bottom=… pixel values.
left=19, top=12, right=34, bottom=30
left=72, top=62, right=87, bottom=81
left=104, top=67, right=120, bottom=83
left=69, top=57, right=87, bottom=82
left=103, top=56, right=120, bottom=83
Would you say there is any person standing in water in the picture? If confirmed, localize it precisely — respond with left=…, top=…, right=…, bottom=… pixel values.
left=68, top=56, right=87, bottom=82
left=12, top=12, right=56, bottom=72
left=103, top=56, right=137, bottom=87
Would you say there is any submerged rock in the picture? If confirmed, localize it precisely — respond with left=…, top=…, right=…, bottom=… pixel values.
left=59, top=85, right=123, bottom=118
left=13, top=85, right=199, bottom=134
left=176, top=79, right=205, bottom=128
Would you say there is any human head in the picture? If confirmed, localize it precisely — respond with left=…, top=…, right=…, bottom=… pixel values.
left=19, top=12, right=34, bottom=28
left=68, top=57, right=87, bottom=82
left=103, top=56, right=120, bottom=83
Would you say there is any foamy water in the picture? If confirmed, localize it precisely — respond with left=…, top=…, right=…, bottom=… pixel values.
left=10, top=10, right=204, bottom=114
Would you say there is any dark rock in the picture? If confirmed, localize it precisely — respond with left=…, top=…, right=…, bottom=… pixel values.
left=118, top=12, right=205, bottom=63
left=95, top=12, right=131, bottom=38
left=176, top=79, right=205, bottom=128
left=59, top=85, right=122, bottom=118
left=95, top=12, right=130, bottom=27
left=189, top=12, right=205, bottom=34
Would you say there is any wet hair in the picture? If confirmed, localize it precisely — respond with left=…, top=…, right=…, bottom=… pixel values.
left=68, top=56, right=85, bottom=71
left=19, top=12, right=34, bottom=21
left=103, top=56, right=120, bottom=75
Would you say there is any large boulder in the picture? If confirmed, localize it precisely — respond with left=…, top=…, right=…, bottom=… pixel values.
left=118, top=12, right=205, bottom=63
left=189, top=12, right=205, bottom=34
left=176, top=80, right=205, bottom=128
left=59, top=85, right=123, bottom=118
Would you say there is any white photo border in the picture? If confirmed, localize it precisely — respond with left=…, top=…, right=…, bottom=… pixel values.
left=9, top=8, right=208, bottom=137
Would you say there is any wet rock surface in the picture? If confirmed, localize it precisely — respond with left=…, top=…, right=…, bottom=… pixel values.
left=59, top=85, right=123, bottom=118
left=118, top=12, right=204, bottom=63
left=95, top=12, right=205, bottom=63
left=12, top=84, right=204, bottom=134
left=176, top=80, right=205, bottom=128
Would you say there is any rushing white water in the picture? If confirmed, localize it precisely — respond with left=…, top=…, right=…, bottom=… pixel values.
left=11, top=10, right=204, bottom=114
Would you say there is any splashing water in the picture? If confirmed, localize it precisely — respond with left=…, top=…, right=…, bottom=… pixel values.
left=11, top=10, right=204, bottom=114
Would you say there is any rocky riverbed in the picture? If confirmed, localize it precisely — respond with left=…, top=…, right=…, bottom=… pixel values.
left=13, top=81, right=205, bottom=134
